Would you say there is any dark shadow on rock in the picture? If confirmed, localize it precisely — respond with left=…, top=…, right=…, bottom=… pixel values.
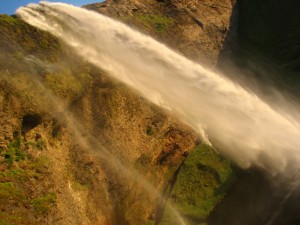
left=211, top=1, right=300, bottom=224
left=208, top=169, right=300, bottom=225
left=217, top=0, right=300, bottom=98
left=21, top=114, right=42, bottom=134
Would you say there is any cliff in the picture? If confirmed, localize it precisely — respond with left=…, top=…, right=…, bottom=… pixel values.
left=219, top=0, right=300, bottom=97
left=0, top=5, right=235, bottom=225
left=1, top=0, right=298, bottom=224
left=85, top=0, right=235, bottom=67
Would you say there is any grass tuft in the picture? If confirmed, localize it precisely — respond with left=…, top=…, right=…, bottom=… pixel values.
left=121, top=13, right=173, bottom=33
left=31, top=193, right=56, bottom=214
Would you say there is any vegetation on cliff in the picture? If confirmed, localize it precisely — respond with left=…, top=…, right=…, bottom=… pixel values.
left=0, top=136, right=55, bottom=225
left=121, top=13, right=174, bottom=33
left=160, top=144, right=236, bottom=225
left=84, top=0, right=234, bottom=66
left=0, top=14, right=60, bottom=65
left=0, top=5, right=238, bottom=225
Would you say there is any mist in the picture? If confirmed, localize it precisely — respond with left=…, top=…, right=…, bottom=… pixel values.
left=2, top=47, right=188, bottom=225
left=16, top=2, right=300, bottom=177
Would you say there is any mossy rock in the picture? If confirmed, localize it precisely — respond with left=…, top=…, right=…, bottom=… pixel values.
left=0, top=136, right=55, bottom=223
left=160, top=144, right=236, bottom=225
left=0, top=15, right=60, bottom=62
left=121, top=13, right=174, bottom=33
left=31, top=192, right=56, bottom=214
left=45, top=68, right=89, bottom=102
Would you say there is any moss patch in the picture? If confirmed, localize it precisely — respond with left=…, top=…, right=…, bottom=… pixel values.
left=160, top=144, right=236, bottom=225
left=0, top=136, right=55, bottom=224
left=0, top=15, right=60, bottom=62
left=31, top=192, right=56, bottom=214
left=45, top=68, right=88, bottom=102
left=122, top=13, right=173, bottom=33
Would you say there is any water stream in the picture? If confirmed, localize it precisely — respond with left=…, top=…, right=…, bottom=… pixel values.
left=16, top=2, right=300, bottom=176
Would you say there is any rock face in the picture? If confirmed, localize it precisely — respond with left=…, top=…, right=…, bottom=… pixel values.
left=85, top=0, right=234, bottom=66
left=0, top=10, right=235, bottom=225
left=218, top=0, right=300, bottom=96
left=2, top=0, right=299, bottom=224
left=238, top=0, right=300, bottom=71
left=3, top=0, right=299, bottom=224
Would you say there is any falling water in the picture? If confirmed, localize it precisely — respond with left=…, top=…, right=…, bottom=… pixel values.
left=16, top=2, right=300, bottom=176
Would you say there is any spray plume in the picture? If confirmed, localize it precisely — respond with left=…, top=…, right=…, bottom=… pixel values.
left=2, top=56, right=187, bottom=225
left=16, top=2, right=300, bottom=176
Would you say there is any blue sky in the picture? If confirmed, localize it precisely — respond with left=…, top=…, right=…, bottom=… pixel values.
left=0, top=0, right=103, bottom=15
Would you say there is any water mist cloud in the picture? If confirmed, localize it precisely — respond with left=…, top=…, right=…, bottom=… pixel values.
left=16, top=2, right=300, bottom=176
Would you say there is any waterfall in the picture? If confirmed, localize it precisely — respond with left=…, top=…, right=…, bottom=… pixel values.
left=16, top=2, right=300, bottom=176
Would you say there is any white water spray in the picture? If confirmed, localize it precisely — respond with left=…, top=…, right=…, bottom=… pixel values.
left=2, top=55, right=188, bottom=225
left=16, top=2, right=300, bottom=175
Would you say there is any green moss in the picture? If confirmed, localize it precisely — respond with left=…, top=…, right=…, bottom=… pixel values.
left=13, top=51, right=24, bottom=60
left=0, top=137, right=53, bottom=220
left=0, top=15, right=20, bottom=25
left=36, top=139, right=46, bottom=150
left=9, top=138, right=24, bottom=162
left=122, top=13, right=173, bottom=33
left=103, top=84, right=141, bottom=119
left=29, top=156, right=50, bottom=174
left=137, top=14, right=173, bottom=33
left=1, top=138, right=24, bottom=168
left=0, top=137, right=47, bottom=169
left=0, top=211, right=24, bottom=225
left=3, top=148, right=15, bottom=168
left=161, top=144, right=236, bottom=224
left=0, top=182, right=18, bottom=198
left=6, top=168, right=26, bottom=178
left=147, top=220, right=156, bottom=225
left=72, top=181, right=89, bottom=191
left=45, top=69, right=88, bottom=101
left=0, top=15, right=59, bottom=52
left=31, top=192, right=56, bottom=214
